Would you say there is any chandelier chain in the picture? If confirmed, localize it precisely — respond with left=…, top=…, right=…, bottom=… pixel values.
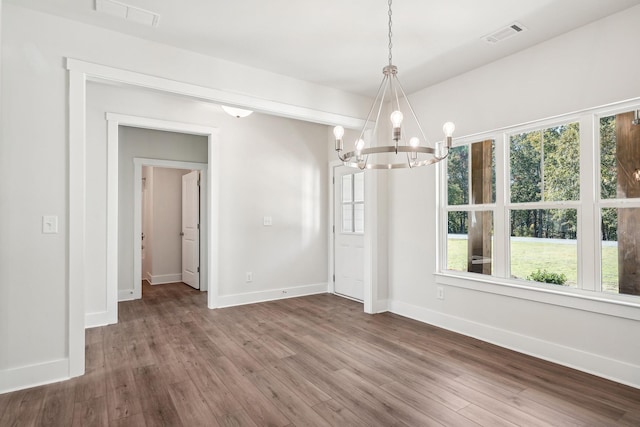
left=388, top=0, right=393, bottom=66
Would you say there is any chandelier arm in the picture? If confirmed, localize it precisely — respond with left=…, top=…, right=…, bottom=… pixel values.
left=394, top=75, right=429, bottom=143
left=406, top=152, right=414, bottom=168
left=391, top=75, right=403, bottom=116
left=368, top=75, right=390, bottom=143
left=357, top=74, right=389, bottom=144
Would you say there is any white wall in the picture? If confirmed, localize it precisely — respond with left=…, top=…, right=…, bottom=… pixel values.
left=0, top=3, right=366, bottom=392
left=387, top=5, right=640, bottom=388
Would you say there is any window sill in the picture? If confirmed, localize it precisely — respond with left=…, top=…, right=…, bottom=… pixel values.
left=435, top=272, right=640, bottom=321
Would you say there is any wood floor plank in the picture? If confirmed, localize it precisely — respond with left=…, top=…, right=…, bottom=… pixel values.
left=168, top=379, right=221, bottom=427
left=248, top=369, right=332, bottom=427
left=279, top=355, right=406, bottom=427
left=312, top=399, right=369, bottom=427
left=458, top=404, right=518, bottom=427
left=0, top=391, right=43, bottom=427
left=112, top=413, right=147, bottom=427
left=72, top=395, right=108, bottom=427
left=73, top=370, right=107, bottom=403
left=37, top=390, right=75, bottom=426
left=182, top=354, right=244, bottom=417
left=265, top=360, right=332, bottom=407
left=209, top=356, right=291, bottom=427
left=133, top=365, right=183, bottom=426
left=217, top=409, right=259, bottom=427
left=1, top=283, right=639, bottom=427
left=105, top=366, right=143, bottom=421
left=334, top=368, right=444, bottom=427
left=380, top=381, right=478, bottom=427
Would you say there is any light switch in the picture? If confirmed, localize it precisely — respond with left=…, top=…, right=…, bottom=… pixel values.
left=263, top=216, right=272, bottom=226
left=43, top=215, right=58, bottom=234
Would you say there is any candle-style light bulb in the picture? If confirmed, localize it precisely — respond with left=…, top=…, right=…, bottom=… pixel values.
left=390, top=111, right=404, bottom=128
left=355, top=138, right=365, bottom=151
left=390, top=110, right=403, bottom=141
left=442, top=122, right=455, bottom=137
left=334, top=126, right=344, bottom=152
left=409, top=137, right=419, bottom=160
left=442, top=121, right=455, bottom=148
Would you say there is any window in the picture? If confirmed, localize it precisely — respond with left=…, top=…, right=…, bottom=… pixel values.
left=446, top=140, right=495, bottom=275
left=441, top=103, right=640, bottom=302
left=342, top=172, right=364, bottom=233
left=508, top=123, right=580, bottom=286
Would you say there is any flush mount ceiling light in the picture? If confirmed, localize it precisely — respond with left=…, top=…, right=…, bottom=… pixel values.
left=333, top=0, right=455, bottom=170
left=221, top=105, right=254, bottom=118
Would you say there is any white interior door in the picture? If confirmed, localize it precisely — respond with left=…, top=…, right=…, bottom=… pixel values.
left=334, top=167, right=365, bottom=301
left=182, top=170, right=200, bottom=289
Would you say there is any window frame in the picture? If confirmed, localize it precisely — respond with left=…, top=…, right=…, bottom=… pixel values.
left=437, top=99, right=640, bottom=316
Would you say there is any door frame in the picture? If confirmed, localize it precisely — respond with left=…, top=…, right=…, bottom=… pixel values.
left=329, top=160, right=381, bottom=314
left=106, top=114, right=218, bottom=315
left=133, top=159, right=208, bottom=298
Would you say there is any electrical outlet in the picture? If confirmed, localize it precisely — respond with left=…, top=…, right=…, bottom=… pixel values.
left=437, top=286, right=444, bottom=300
left=246, top=272, right=253, bottom=282
left=42, top=215, right=58, bottom=234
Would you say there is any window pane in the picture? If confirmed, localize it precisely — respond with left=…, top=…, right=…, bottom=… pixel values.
left=354, top=203, right=364, bottom=233
left=602, top=208, right=640, bottom=296
left=342, top=174, right=352, bottom=203
left=447, top=211, right=493, bottom=275
left=510, top=131, right=542, bottom=203
left=510, top=124, right=579, bottom=203
left=470, top=140, right=495, bottom=204
left=342, top=205, right=353, bottom=233
left=447, top=146, right=469, bottom=205
left=447, top=211, right=468, bottom=272
left=510, top=209, right=577, bottom=287
left=353, top=172, right=364, bottom=202
left=600, top=112, right=640, bottom=200
left=542, top=123, right=580, bottom=201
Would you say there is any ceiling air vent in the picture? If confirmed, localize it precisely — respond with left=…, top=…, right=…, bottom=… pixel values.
left=483, top=22, right=527, bottom=44
left=95, top=0, right=160, bottom=28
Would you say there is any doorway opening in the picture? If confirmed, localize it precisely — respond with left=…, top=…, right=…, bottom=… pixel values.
left=133, top=158, right=208, bottom=300
left=141, top=166, right=202, bottom=294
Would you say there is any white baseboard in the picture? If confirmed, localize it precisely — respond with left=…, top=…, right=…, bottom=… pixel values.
left=388, top=299, right=640, bottom=390
left=148, top=273, right=182, bottom=285
left=217, top=283, right=328, bottom=308
left=118, top=288, right=139, bottom=301
left=0, top=358, right=69, bottom=394
left=85, top=310, right=117, bottom=329
left=373, top=298, right=389, bottom=313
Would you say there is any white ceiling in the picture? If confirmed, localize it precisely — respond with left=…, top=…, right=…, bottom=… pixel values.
left=7, top=0, right=640, bottom=96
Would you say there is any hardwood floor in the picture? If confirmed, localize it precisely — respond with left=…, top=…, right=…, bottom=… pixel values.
left=1, top=282, right=639, bottom=426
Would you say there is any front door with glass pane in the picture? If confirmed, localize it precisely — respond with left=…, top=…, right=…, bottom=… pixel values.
left=334, top=166, right=364, bottom=301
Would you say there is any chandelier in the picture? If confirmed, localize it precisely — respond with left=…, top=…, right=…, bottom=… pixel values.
left=333, top=0, right=455, bottom=169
